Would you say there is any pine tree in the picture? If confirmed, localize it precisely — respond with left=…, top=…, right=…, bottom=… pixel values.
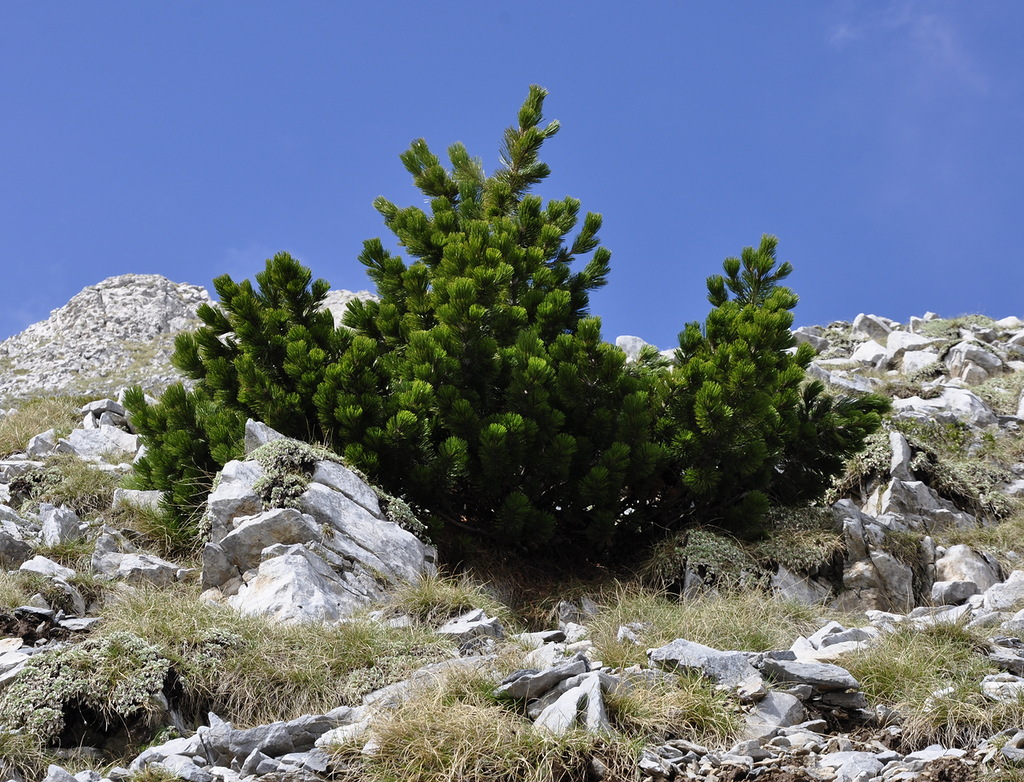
left=313, top=85, right=665, bottom=549
left=659, top=235, right=888, bottom=536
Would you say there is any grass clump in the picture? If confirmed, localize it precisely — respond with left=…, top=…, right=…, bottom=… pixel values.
left=940, top=511, right=1024, bottom=573
left=328, top=665, right=637, bottom=782
left=383, top=572, right=514, bottom=628
left=605, top=671, right=738, bottom=746
left=0, top=730, right=48, bottom=782
left=97, top=583, right=454, bottom=726
left=107, top=500, right=201, bottom=560
left=0, top=396, right=82, bottom=457
left=9, top=454, right=122, bottom=518
left=588, top=585, right=820, bottom=670
left=841, top=621, right=1024, bottom=749
left=0, top=572, right=32, bottom=609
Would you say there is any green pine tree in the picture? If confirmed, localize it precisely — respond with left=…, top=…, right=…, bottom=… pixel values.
left=659, top=235, right=888, bottom=536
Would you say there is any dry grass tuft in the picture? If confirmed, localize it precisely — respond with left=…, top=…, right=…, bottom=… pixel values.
left=589, top=584, right=821, bottom=670
left=97, top=583, right=454, bottom=727
left=0, top=396, right=82, bottom=457
left=841, top=621, right=1024, bottom=750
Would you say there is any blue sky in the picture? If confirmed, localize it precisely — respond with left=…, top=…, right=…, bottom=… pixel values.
left=2, top=2, right=1022, bottom=349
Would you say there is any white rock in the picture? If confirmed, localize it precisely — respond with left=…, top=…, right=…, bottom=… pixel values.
left=901, top=349, right=941, bottom=375
left=984, top=571, right=1024, bottom=612
left=851, top=313, right=892, bottom=342
left=227, top=544, right=375, bottom=624
left=892, top=386, right=997, bottom=427
left=20, top=555, right=76, bottom=580
left=615, top=335, right=651, bottom=362
left=935, top=544, right=1000, bottom=592
left=850, top=339, right=888, bottom=366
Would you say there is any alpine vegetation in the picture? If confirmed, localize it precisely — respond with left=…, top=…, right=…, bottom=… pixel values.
left=125, top=85, right=887, bottom=560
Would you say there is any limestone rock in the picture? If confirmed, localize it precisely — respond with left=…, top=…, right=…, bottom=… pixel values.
left=935, top=544, right=1000, bottom=592
left=0, top=274, right=211, bottom=402
left=648, top=638, right=761, bottom=688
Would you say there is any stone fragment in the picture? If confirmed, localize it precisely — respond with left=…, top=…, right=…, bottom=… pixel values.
left=892, top=387, right=997, bottom=427
left=850, top=339, right=888, bottom=366
left=761, top=659, right=860, bottom=691
left=299, top=482, right=435, bottom=585
left=58, top=425, right=139, bottom=462
left=495, top=657, right=589, bottom=701
left=436, top=609, right=505, bottom=648
left=0, top=530, right=32, bottom=568
left=984, top=571, right=1024, bottom=612
left=648, top=638, right=761, bottom=687
left=935, top=544, right=1000, bottom=592
left=742, top=691, right=805, bottom=739
left=817, top=751, right=884, bottom=782
left=851, top=313, right=892, bottom=342
left=771, top=566, right=830, bottom=605
left=26, top=428, right=59, bottom=458
left=20, top=555, right=76, bottom=580
left=533, top=672, right=610, bottom=736
left=243, top=419, right=288, bottom=454
left=205, top=460, right=266, bottom=543
left=39, top=503, right=82, bottom=546
left=111, top=488, right=163, bottom=512
left=216, top=508, right=322, bottom=576
left=226, top=544, right=365, bottom=623
left=931, top=580, right=980, bottom=606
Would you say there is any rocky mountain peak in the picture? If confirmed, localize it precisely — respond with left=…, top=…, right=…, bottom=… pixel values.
left=0, top=274, right=211, bottom=404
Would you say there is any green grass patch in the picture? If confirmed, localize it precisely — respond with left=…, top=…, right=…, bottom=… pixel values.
left=382, top=572, right=515, bottom=628
left=96, top=583, right=455, bottom=727
left=588, top=585, right=820, bottom=670
left=841, top=622, right=1024, bottom=750
left=107, top=500, right=202, bottom=561
left=0, top=396, right=82, bottom=457
left=605, top=670, right=738, bottom=746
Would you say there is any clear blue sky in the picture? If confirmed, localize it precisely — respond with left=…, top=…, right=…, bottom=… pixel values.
left=2, top=2, right=1022, bottom=349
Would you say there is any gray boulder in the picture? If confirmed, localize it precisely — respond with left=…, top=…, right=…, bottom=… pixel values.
left=648, top=638, right=761, bottom=688
left=760, top=659, right=860, bottom=691
left=935, top=544, right=1000, bottom=592
left=533, top=671, right=611, bottom=736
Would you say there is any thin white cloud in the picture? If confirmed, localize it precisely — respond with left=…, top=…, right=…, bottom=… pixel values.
left=829, top=1, right=989, bottom=95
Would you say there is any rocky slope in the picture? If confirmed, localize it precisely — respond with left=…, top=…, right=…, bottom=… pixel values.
left=2, top=276, right=1024, bottom=782
left=0, top=275, right=211, bottom=404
